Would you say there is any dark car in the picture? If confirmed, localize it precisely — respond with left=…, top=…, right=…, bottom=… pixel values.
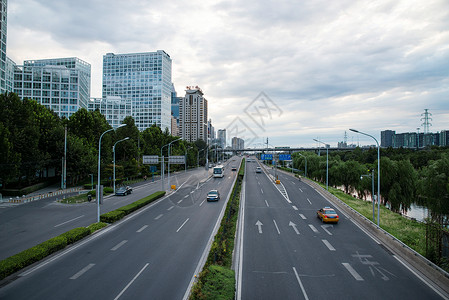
left=207, top=190, right=220, bottom=202
left=116, top=186, right=132, bottom=196
left=231, top=166, right=237, bottom=171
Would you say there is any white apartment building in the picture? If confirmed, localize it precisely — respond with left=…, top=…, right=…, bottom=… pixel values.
left=179, top=86, right=208, bottom=142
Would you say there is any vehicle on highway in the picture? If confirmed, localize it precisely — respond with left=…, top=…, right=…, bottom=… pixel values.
left=256, top=166, right=262, bottom=173
left=207, top=190, right=220, bottom=202
left=317, top=207, right=339, bottom=223
left=213, top=165, right=225, bottom=178
left=115, top=186, right=132, bottom=196
left=231, top=166, right=237, bottom=171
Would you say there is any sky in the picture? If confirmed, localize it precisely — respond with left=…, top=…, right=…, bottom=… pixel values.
left=7, top=0, right=449, bottom=148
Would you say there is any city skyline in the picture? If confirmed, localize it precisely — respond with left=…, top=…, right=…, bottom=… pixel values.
left=6, top=0, right=449, bottom=147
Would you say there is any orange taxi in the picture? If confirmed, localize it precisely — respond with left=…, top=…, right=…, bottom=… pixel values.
left=317, top=207, right=339, bottom=223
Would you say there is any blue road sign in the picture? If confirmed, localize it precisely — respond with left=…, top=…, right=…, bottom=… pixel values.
left=150, top=166, right=157, bottom=172
left=279, top=154, right=292, bottom=161
left=261, top=154, right=273, bottom=160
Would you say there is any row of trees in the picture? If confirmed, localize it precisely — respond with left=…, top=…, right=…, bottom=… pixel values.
left=291, top=147, right=449, bottom=217
left=0, top=93, right=213, bottom=190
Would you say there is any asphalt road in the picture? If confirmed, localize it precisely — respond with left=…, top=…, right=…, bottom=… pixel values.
left=0, top=157, right=241, bottom=299
left=237, top=158, right=444, bottom=299
left=0, top=167, right=211, bottom=260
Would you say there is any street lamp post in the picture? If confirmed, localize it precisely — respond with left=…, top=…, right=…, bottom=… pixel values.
left=350, top=128, right=380, bottom=226
left=97, top=124, right=126, bottom=222
left=297, top=152, right=307, bottom=178
left=197, top=148, right=206, bottom=168
left=313, top=139, right=328, bottom=190
left=361, top=169, right=375, bottom=222
left=168, top=138, right=182, bottom=190
left=89, top=174, right=93, bottom=191
left=113, top=137, right=129, bottom=194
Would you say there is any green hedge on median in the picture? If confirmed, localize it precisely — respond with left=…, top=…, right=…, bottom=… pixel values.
left=60, top=227, right=91, bottom=244
left=100, top=191, right=166, bottom=223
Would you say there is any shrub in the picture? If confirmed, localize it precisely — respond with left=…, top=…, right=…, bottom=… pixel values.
left=60, top=227, right=90, bottom=245
left=87, top=222, right=108, bottom=234
left=100, top=210, right=126, bottom=223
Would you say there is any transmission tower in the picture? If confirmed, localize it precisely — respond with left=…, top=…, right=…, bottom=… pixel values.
left=421, top=109, right=432, bottom=134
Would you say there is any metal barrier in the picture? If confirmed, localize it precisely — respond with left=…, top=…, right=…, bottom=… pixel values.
left=6, top=187, right=82, bottom=204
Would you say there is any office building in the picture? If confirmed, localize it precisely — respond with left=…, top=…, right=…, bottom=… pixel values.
left=13, top=57, right=91, bottom=118
left=5, top=56, right=15, bottom=92
left=88, top=96, right=132, bottom=128
left=102, top=50, right=172, bottom=132
left=179, top=86, right=208, bottom=142
left=208, top=119, right=215, bottom=140
left=217, top=129, right=226, bottom=148
left=381, top=130, right=395, bottom=148
left=232, top=137, right=244, bottom=150
left=0, top=0, right=7, bottom=94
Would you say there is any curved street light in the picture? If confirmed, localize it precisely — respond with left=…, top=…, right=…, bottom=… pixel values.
left=313, top=139, right=329, bottom=190
left=350, top=128, right=380, bottom=226
left=97, top=123, right=126, bottom=222
left=113, top=137, right=129, bottom=194
left=297, top=152, right=308, bottom=178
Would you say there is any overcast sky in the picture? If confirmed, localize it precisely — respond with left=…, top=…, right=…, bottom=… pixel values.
left=7, top=0, right=449, bottom=147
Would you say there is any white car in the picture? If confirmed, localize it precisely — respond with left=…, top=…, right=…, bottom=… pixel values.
left=256, top=167, right=262, bottom=173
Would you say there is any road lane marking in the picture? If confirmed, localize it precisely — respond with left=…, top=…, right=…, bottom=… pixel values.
left=289, top=221, right=300, bottom=234
left=178, top=199, right=183, bottom=204
left=299, top=188, right=303, bottom=192
left=155, top=214, right=163, bottom=220
left=273, top=219, right=281, bottom=234
left=70, top=263, right=95, bottom=280
left=114, top=263, right=150, bottom=300
left=299, top=214, right=307, bottom=219
left=321, top=225, right=333, bottom=235
left=184, top=195, right=189, bottom=198
left=292, top=205, right=298, bottom=211
left=291, top=181, right=296, bottom=184
left=111, top=240, right=128, bottom=251
left=136, top=225, right=148, bottom=232
left=54, top=215, right=85, bottom=227
left=308, top=224, right=319, bottom=233
left=200, top=199, right=206, bottom=206
left=293, top=267, right=310, bottom=300
left=176, top=218, right=190, bottom=232
left=307, top=198, right=312, bottom=205
left=261, top=188, right=264, bottom=194
left=167, top=206, right=174, bottom=211
left=265, top=200, right=269, bottom=207
left=256, top=220, right=263, bottom=233
left=322, top=239, right=336, bottom=251
left=190, top=190, right=195, bottom=194
left=342, top=263, right=364, bottom=281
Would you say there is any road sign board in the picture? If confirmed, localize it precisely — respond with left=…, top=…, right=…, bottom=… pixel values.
left=279, top=154, right=292, bottom=161
left=143, top=155, right=159, bottom=164
left=261, top=154, right=273, bottom=160
left=169, top=156, right=185, bottom=164
left=150, top=166, right=157, bottom=172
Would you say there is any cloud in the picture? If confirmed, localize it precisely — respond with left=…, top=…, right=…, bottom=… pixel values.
left=7, top=0, right=449, bottom=147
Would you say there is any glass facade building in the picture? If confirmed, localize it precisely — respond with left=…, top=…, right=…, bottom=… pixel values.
left=88, top=96, right=132, bottom=129
left=13, top=57, right=91, bottom=118
left=0, top=0, right=7, bottom=93
left=102, top=50, right=172, bottom=132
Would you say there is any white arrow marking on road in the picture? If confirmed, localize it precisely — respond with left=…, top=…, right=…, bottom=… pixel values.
left=299, top=214, right=307, bottom=220
left=256, top=220, right=263, bottom=233
left=321, top=225, right=333, bottom=235
left=289, top=221, right=300, bottom=235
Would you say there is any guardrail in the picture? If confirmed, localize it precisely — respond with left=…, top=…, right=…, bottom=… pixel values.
left=2, top=187, right=82, bottom=204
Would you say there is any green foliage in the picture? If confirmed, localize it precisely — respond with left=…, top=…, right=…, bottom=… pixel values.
left=87, top=222, right=108, bottom=233
left=191, top=265, right=235, bottom=300
left=100, top=210, right=126, bottom=223
left=60, top=227, right=91, bottom=244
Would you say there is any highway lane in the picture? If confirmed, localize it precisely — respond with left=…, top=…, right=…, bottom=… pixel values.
left=238, top=158, right=444, bottom=299
left=0, top=167, right=212, bottom=260
left=0, top=157, right=241, bottom=299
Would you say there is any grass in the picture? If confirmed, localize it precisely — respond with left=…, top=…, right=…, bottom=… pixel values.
left=323, top=184, right=427, bottom=256
left=57, top=193, right=91, bottom=204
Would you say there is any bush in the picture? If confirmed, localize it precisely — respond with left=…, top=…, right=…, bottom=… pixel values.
left=100, top=210, right=126, bottom=223
left=87, top=222, right=108, bottom=234
left=60, top=227, right=90, bottom=244
left=192, top=265, right=235, bottom=300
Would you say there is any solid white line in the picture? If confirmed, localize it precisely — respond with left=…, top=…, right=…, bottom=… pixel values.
left=299, top=188, right=303, bottom=192
left=114, top=263, right=150, bottom=300
left=308, top=224, right=319, bottom=233
left=273, top=219, right=281, bottom=235
left=299, top=214, right=307, bottom=219
left=292, top=205, right=298, bottom=211
left=342, top=263, right=364, bottom=281
left=136, top=225, right=148, bottom=233
left=322, top=239, right=336, bottom=251
left=200, top=199, right=206, bottom=206
left=307, top=198, right=312, bottom=205
left=111, top=240, right=128, bottom=251
left=265, top=200, right=269, bottom=207
left=155, top=214, right=163, bottom=220
left=176, top=218, right=190, bottom=232
left=54, top=215, right=85, bottom=227
left=70, top=263, right=95, bottom=280
left=293, top=267, right=310, bottom=300
left=177, top=199, right=183, bottom=204
left=167, top=206, right=174, bottom=211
